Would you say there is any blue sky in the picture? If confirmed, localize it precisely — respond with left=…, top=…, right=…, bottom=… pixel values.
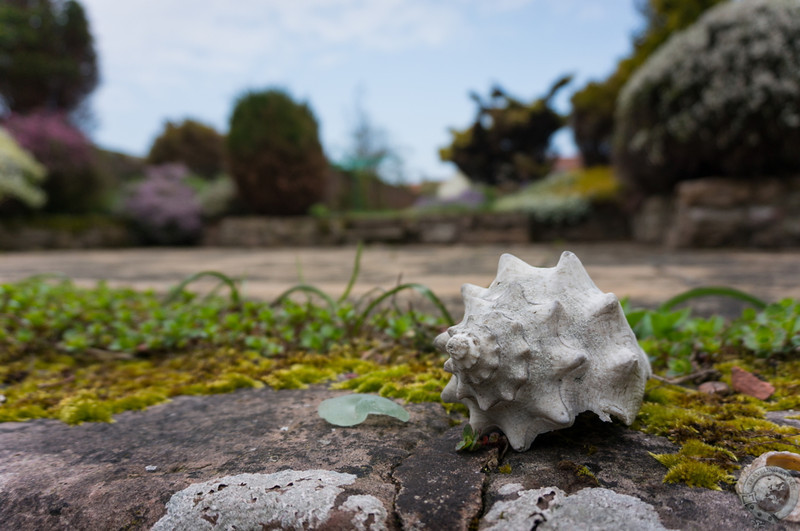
left=80, top=1, right=641, bottom=182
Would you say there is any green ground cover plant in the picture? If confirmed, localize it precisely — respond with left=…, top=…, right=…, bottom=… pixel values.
left=0, top=246, right=452, bottom=423
left=0, top=252, right=797, bottom=490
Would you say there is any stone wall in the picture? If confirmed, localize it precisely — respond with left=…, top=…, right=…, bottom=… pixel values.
left=633, top=177, right=800, bottom=248
left=0, top=218, right=134, bottom=250
left=0, top=209, right=631, bottom=250
left=202, top=209, right=630, bottom=247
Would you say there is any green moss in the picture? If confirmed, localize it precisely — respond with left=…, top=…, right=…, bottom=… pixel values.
left=111, top=390, right=169, bottom=413
left=0, top=340, right=456, bottom=425
left=57, top=391, right=114, bottom=425
left=639, top=370, right=800, bottom=490
left=651, top=439, right=738, bottom=490
left=557, top=460, right=600, bottom=486
left=635, top=402, right=712, bottom=435
left=680, top=439, right=738, bottom=461
left=264, top=350, right=381, bottom=390
left=642, top=381, right=690, bottom=405
left=0, top=347, right=278, bottom=423
left=265, top=365, right=336, bottom=390
left=660, top=460, right=735, bottom=490
left=206, top=373, right=264, bottom=394
left=576, top=465, right=598, bottom=482
left=332, top=363, right=451, bottom=404
left=0, top=404, right=49, bottom=422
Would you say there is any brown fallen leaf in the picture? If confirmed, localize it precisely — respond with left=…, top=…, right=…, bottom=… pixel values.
left=730, top=366, right=775, bottom=401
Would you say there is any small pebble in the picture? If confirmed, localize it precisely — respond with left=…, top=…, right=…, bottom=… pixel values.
left=698, top=381, right=729, bottom=395
left=280, top=426, right=289, bottom=432
left=145, top=465, right=158, bottom=472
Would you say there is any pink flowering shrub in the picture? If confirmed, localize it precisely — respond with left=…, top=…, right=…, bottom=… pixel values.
left=4, top=111, right=92, bottom=169
left=3, top=111, right=105, bottom=213
left=123, top=163, right=203, bottom=245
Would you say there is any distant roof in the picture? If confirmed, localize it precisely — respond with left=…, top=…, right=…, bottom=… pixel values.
left=553, top=156, right=583, bottom=173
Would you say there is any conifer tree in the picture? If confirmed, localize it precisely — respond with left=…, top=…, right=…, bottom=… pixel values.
left=0, top=0, right=99, bottom=113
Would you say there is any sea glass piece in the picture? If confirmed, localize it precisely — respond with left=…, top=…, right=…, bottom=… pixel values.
left=318, top=394, right=409, bottom=426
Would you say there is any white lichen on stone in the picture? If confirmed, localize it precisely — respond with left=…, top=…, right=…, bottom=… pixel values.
left=481, top=486, right=565, bottom=531
left=481, top=486, right=671, bottom=531
left=497, top=482, right=525, bottom=496
left=151, top=469, right=387, bottom=530
left=340, top=494, right=389, bottom=531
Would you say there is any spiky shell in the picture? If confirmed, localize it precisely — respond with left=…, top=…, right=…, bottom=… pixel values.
left=436, top=251, right=651, bottom=451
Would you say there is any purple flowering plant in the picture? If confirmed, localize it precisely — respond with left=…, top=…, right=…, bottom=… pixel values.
left=124, top=163, right=203, bottom=244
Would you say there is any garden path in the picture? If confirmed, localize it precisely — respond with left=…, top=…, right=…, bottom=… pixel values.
left=0, top=243, right=798, bottom=316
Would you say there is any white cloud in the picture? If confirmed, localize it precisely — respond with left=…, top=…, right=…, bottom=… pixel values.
left=82, top=0, right=467, bottom=80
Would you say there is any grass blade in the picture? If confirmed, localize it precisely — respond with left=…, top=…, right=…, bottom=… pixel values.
left=164, top=271, right=241, bottom=306
left=272, top=284, right=337, bottom=313
left=354, top=282, right=454, bottom=334
left=659, top=286, right=767, bottom=312
left=338, top=241, right=364, bottom=304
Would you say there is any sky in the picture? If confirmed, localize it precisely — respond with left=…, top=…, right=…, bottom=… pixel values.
left=79, top=0, right=642, bottom=182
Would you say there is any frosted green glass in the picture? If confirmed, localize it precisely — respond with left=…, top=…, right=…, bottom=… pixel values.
left=318, top=394, right=410, bottom=426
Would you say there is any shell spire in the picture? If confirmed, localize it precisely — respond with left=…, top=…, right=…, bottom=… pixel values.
left=437, top=251, right=651, bottom=451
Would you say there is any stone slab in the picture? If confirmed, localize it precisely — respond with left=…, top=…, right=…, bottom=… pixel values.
left=1, top=387, right=792, bottom=530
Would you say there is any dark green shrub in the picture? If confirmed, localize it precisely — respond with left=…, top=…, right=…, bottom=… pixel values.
left=439, top=76, right=570, bottom=187
left=570, top=80, right=619, bottom=167
left=0, top=0, right=98, bottom=113
left=147, top=119, right=224, bottom=178
left=614, top=0, right=800, bottom=195
left=94, top=147, right=147, bottom=183
left=226, top=89, right=327, bottom=216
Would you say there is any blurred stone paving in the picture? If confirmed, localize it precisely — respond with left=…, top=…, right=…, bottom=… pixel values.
left=0, top=242, right=799, bottom=316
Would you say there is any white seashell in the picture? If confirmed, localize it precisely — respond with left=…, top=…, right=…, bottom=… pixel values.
left=436, top=251, right=651, bottom=451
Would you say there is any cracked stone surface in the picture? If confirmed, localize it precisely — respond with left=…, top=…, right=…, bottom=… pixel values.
left=0, top=388, right=794, bottom=529
left=0, top=388, right=449, bottom=529
left=393, top=429, right=489, bottom=530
